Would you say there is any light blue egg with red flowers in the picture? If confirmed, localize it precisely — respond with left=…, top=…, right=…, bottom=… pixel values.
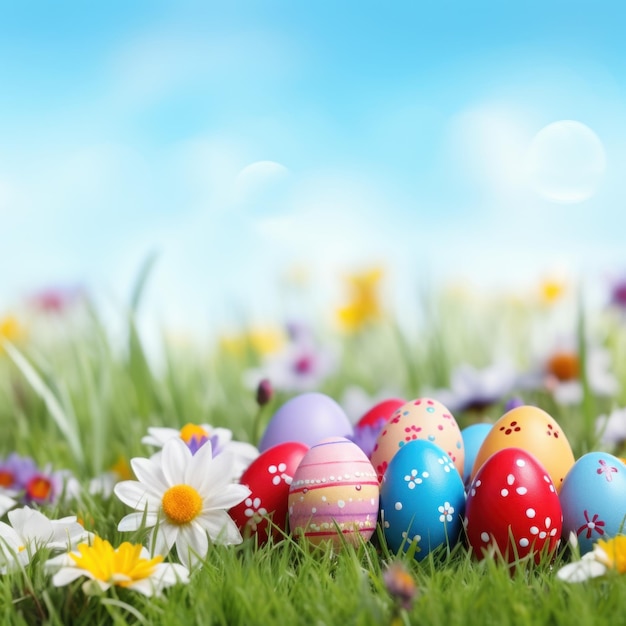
left=560, top=451, right=626, bottom=554
left=379, top=439, right=465, bottom=560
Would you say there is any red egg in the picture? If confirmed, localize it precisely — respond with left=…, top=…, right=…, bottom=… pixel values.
left=356, top=398, right=405, bottom=429
left=229, top=441, right=309, bottom=544
left=465, top=447, right=562, bottom=564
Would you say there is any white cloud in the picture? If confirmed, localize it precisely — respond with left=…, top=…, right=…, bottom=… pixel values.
left=445, top=104, right=533, bottom=201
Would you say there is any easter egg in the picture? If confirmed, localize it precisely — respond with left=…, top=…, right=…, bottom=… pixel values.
left=260, top=393, right=353, bottom=452
left=229, top=441, right=309, bottom=544
left=356, top=398, right=405, bottom=428
left=560, top=451, right=626, bottom=554
left=461, top=423, right=493, bottom=485
left=288, top=437, right=379, bottom=548
left=465, top=447, right=562, bottom=563
left=470, top=405, right=575, bottom=491
left=379, top=439, right=465, bottom=560
left=370, top=397, right=464, bottom=482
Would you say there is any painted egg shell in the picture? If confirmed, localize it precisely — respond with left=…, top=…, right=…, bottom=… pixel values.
left=370, top=397, right=464, bottom=482
left=465, top=447, right=562, bottom=563
left=229, top=441, right=309, bottom=544
left=260, top=392, right=353, bottom=452
left=560, top=451, right=626, bottom=555
left=356, top=398, right=405, bottom=429
left=288, top=437, right=379, bottom=548
left=461, top=423, right=493, bottom=485
left=470, top=405, right=575, bottom=491
left=379, top=439, right=465, bottom=560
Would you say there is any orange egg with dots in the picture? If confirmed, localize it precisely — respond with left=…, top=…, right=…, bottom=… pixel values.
left=470, top=405, right=575, bottom=492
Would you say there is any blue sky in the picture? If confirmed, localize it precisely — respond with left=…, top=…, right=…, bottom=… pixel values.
left=2, top=1, right=626, bottom=332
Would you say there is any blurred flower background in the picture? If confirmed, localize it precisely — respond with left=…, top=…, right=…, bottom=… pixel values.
left=1, top=1, right=626, bottom=346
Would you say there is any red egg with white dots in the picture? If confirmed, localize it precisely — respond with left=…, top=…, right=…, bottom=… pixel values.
left=229, top=441, right=309, bottom=544
left=370, top=397, right=464, bottom=482
left=465, top=447, right=562, bottom=564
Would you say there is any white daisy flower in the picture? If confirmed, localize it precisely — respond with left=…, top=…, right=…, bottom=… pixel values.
left=597, top=406, right=626, bottom=449
left=0, top=506, right=90, bottom=573
left=45, top=535, right=189, bottom=597
left=114, top=438, right=250, bottom=569
left=142, top=422, right=258, bottom=481
left=519, top=339, right=618, bottom=406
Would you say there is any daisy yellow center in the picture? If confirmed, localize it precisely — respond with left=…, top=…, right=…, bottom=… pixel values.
left=597, top=537, right=626, bottom=574
left=547, top=352, right=579, bottom=382
left=162, top=484, right=203, bottom=525
left=70, top=537, right=163, bottom=587
left=179, top=423, right=209, bottom=444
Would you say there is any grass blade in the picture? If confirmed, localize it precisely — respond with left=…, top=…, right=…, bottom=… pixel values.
left=1, top=340, right=84, bottom=466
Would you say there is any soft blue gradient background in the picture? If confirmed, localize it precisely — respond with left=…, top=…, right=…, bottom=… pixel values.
left=2, top=1, right=626, bottom=331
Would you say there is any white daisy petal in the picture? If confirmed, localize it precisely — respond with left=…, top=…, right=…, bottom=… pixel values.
left=199, top=451, right=239, bottom=495
left=203, top=484, right=250, bottom=511
left=52, top=567, right=86, bottom=587
left=161, top=439, right=193, bottom=485
left=127, top=579, right=156, bottom=596
left=118, top=512, right=159, bottom=532
left=176, top=525, right=208, bottom=569
left=153, top=562, right=189, bottom=586
left=0, top=493, right=17, bottom=517
left=142, top=427, right=180, bottom=448
left=149, top=521, right=179, bottom=557
left=557, top=559, right=607, bottom=582
left=186, top=439, right=215, bottom=487
left=114, top=481, right=160, bottom=510
left=130, top=457, right=168, bottom=494
left=199, top=511, right=243, bottom=545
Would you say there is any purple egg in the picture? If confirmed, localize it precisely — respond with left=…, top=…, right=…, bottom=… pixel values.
left=259, top=392, right=353, bottom=452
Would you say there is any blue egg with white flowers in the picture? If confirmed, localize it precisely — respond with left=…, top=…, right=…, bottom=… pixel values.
left=379, top=439, right=466, bottom=560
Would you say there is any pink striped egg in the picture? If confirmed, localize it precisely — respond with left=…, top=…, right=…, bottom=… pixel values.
left=288, top=437, right=379, bottom=548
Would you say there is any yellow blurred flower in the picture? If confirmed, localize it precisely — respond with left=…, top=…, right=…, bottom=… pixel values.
left=0, top=314, right=26, bottom=353
left=110, top=455, right=133, bottom=481
left=596, top=536, right=626, bottom=574
left=539, top=277, right=567, bottom=305
left=219, top=328, right=285, bottom=357
left=337, top=267, right=384, bottom=332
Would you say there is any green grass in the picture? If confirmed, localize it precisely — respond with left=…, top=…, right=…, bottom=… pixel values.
left=1, top=280, right=626, bottom=625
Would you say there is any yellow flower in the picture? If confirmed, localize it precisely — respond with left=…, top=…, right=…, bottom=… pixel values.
left=337, top=267, right=384, bottom=332
left=596, top=536, right=626, bottom=573
left=110, top=455, right=133, bottom=481
left=46, top=535, right=189, bottom=596
left=219, top=328, right=285, bottom=357
left=0, top=314, right=25, bottom=351
left=538, top=277, right=567, bottom=305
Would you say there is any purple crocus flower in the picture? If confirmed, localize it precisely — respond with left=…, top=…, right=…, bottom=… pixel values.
left=349, top=418, right=387, bottom=458
left=0, top=453, right=39, bottom=493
